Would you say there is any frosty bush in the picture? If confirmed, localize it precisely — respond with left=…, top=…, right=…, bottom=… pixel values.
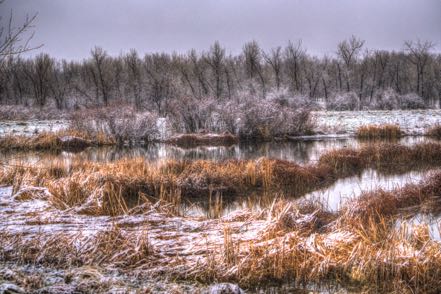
left=70, top=87, right=314, bottom=142
left=71, top=106, right=158, bottom=144
left=266, top=87, right=311, bottom=109
left=0, top=105, right=69, bottom=120
left=168, top=96, right=218, bottom=133
left=326, top=92, right=359, bottom=111
left=216, top=99, right=241, bottom=134
left=371, top=88, right=400, bottom=110
left=165, top=86, right=315, bottom=139
left=399, top=93, right=426, bottom=110
left=363, top=89, right=425, bottom=110
left=232, top=93, right=313, bottom=140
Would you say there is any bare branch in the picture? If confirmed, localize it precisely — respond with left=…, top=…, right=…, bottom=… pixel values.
left=0, top=2, right=43, bottom=61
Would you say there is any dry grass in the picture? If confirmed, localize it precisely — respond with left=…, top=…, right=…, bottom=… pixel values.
left=0, top=129, right=114, bottom=151
left=165, top=132, right=239, bottom=147
left=318, top=148, right=365, bottom=176
left=3, top=141, right=441, bottom=292
left=356, top=124, right=403, bottom=140
left=2, top=141, right=441, bottom=217
left=2, top=171, right=441, bottom=292
left=191, top=173, right=441, bottom=291
left=426, top=125, right=441, bottom=139
left=340, top=171, right=441, bottom=223
left=0, top=226, right=156, bottom=268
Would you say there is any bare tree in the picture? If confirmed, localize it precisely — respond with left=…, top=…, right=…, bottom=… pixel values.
left=263, top=46, right=283, bottom=90
left=320, top=55, right=331, bottom=101
left=436, top=55, right=441, bottom=106
left=337, top=35, right=365, bottom=92
left=285, top=40, right=305, bottom=93
left=125, top=49, right=143, bottom=109
left=188, top=49, right=210, bottom=97
left=224, top=58, right=236, bottom=100
left=178, top=54, right=197, bottom=98
left=0, top=0, right=42, bottom=61
left=50, top=60, right=71, bottom=110
left=113, top=57, right=123, bottom=99
left=23, top=53, right=53, bottom=108
left=90, top=46, right=111, bottom=106
left=143, top=53, right=175, bottom=115
left=404, top=40, right=435, bottom=98
left=357, top=51, right=370, bottom=103
left=9, top=57, right=27, bottom=104
left=0, top=37, right=440, bottom=113
left=205, top=41, right=225, bottom=99
left=304, top=56, right=321, bottom=98
left=243, top=40, right=266, bottom=97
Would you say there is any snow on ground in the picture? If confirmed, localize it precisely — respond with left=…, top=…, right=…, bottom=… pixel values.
left=0, top=120, right=69, bottom=136
left=312, top=109, right=441, bottom=135
left=1, top=110, right=441, bottom=138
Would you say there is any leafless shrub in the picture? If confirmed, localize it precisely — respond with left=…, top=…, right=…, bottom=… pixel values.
left=371, top=88, right=400, bottom=110
left=168, top=95, right=218, bottom=133
left=0, top=105, right=68, bottom=120
left=400, top=92, right=427, bottom=110
left=326, top=92, right=359, bottom=111
left=71, top=106, right=158, bottom=144
left=214, top=91, right=314, bottom=140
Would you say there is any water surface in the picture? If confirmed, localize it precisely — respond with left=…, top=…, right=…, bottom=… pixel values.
left=1, top=136, right=433, bottom=165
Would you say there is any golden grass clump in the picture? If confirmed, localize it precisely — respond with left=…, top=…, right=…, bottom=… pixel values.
left=0, top=129, right=114, bottom=152
left=176, top=160, right=249, bottom=197
left=165, top=132, right=239, bottom=147
left=318, top=148, right=365, bottom=175
left=0, top=132, right=63, bottom=151
left=341, top=171, right=441, bottom=223
left=412, top=142, right=441, bottom=163
left=356, top=124, right=403, bottom=140
left=426, top=125, right=441, bottom=139
left=270, top=159, right=333, bottom=195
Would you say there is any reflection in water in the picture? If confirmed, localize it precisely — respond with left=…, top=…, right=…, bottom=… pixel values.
left=304, top=169, right=426, bottom=211
left=184, top=169, right=429, bottom=217
left=0, top=136, right=437, bottom=218
left=0, top=136, right=434, bottom=165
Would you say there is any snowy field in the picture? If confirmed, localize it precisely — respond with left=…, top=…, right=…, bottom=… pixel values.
left=0, top=120, right=68, bottom=136
left=1, top=110, right=440, bottom=138
left=312, top=109, right=441, bottom=135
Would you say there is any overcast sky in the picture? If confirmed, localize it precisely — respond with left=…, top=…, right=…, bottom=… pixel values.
left=2, top=0, right=441, bottom=60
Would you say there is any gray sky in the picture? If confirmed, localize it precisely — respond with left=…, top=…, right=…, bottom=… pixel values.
left=2, top=0, right=441, bottom=60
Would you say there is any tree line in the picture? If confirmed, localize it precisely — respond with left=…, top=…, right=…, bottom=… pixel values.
left=0, top=36, right=440, bottom=113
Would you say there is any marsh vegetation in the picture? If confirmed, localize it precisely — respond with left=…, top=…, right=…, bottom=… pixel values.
left=1, top=0, right=441, bottom=291
left=1, top=128, right=441, bottom=292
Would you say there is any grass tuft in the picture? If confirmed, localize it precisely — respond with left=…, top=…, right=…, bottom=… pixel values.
left=0, top=129, right=114, bottom=152
left=356, top=124, right=403, bottom=140
left=426, top=125, right=441, bottom=139
left=165, top=132, right=239, bottom=147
